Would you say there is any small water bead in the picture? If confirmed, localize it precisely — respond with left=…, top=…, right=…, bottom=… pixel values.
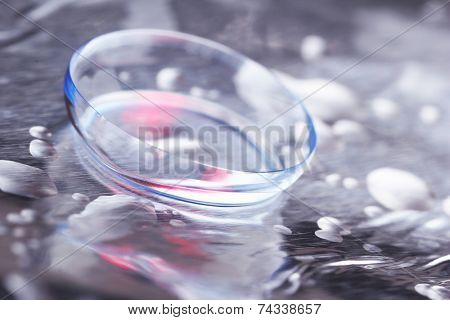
left=6, top=212, right=34, bottom=225
left=314, top=230, right=343, bottom=243
left=0, top=76, right=10, bottom=85
left=10, top=241, right=27, bottom=256
left=419, top=105, right=440, bottom=125
left=72, top=192, right=90, bottom=202
left=20, top=209, right=36, bottom=223
left=29, top=126, right=52, bottom=140
left=442, top=197, right=450, bottom=216
left=12, top=227, right=26, bottom=238
left=156, top=67, right=182, bottom=91
left=118, top=71, right=131, bottom=82
left=27, top=239, right=41, bottom=250
left=29, top=139, right=57, bottom=159
left=342, top=177, right=359, bottom=190
left=370, top=98, right=398, bottom=120
left=363, top=243, right=382, bottom=253
left=6, top=213, right=24, bottom=224
left=189, top=86, right=205, bottom=97
left=363, top=205, right=384, bottom=217
left=169, top=219, right=186, bottom=227
left=332, top=120, right=366, bottom=141
left=324, top=173, right=341, bottom=187
left=316, top=216, right=342, bottom=232
left=0, top=160, right=58, bottom=199
left=273, top=224, right=293, bottom=235
left=275, top=71, right=358, bottom=123
left=206, top=89, right=220, bottom=100
left=366, top=167, right=432, bottom=210
left=300, top=35, right=326, bottom=62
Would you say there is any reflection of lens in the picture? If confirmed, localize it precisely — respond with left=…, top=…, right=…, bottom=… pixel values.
left=65, top=29, right=316, bottom=206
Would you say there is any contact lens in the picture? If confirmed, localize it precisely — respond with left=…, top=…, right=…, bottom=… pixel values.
left=64, top=29, right=316, bottom=206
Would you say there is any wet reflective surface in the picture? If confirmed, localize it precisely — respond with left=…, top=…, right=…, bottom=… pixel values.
left=1, top=0, right=450, bottom=299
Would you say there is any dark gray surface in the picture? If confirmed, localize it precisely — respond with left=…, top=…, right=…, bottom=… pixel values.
left=0, top=0, right=449, bottom=299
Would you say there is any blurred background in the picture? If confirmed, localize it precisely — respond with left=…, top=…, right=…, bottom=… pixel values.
left=0, top=0, right=449, bottom=299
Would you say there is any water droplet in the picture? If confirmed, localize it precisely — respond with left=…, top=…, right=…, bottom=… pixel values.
left=156, top=67, right=182, bottom=91
left=300, top=35, right=326, bottom=62
left=273, top=224, right=293, bottom=235
left=10, top=242, right=27, bottom=256
left=317, top=216, right=342, bottom=231
left=370, top=98, right=398, bottom=120
left=275, top=71, right=358, bottom=122
left=20, top=209, right=36, bottom=222
left=314, top=230, right=343, bottom=243
left=29, top=126, right=52, bottom=140
left=0, top=160, right=58, bottom=199
left=29, top=139, right=57, bottom=159
left=324, top=173, right=341, bottom=187
left=363, top=243, right=382, bottom=253
left=441, top=197, right=450, bottom=216
left=0, top=224, right=6, bottom=235
left=0, top=76, right=10, bottom=85
left=190, top=86, right=205, bottom=97
left=72, top=192, right=90, bottom=202
left=419, top=105, right=440, bottom=125
left=6, top=213, right=24, bottom=224
left=27, top=239, right=41, bottom=250
left=12, top=227, right=26, bottom=238
left=332, top=120, right=366, bottom=141
left=6, top=211, right=34, bottom=224
left=206, top=89, right=220, bottom=100
left=366, top=167, right=431, bottom=210
left=363, top=205, right=384, bottom=217
left=169, top=219, right=186, bottom=227
left=342, top=177, right=359, bottom=190
left=118, top=71, right=130, bottom=82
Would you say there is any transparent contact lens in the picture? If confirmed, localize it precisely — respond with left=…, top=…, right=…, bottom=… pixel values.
left=64, top=29, right=316, bottom=206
